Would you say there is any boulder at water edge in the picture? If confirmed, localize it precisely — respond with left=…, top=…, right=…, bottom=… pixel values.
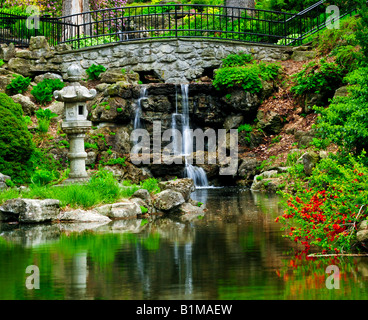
left=0, top=198, right=60, bottom=223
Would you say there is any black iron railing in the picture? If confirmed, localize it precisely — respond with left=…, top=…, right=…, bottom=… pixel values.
left=0, top=11, right=61, bottom=47
left=0, top=1, right=358, bottom=49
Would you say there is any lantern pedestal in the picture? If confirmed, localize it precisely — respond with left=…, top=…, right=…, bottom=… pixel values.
left=62, top=121, right=91, bottom=184
left=54, top=64, right=97, bottom=185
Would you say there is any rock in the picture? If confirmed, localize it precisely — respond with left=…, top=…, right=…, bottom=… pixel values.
left=29, top=36, right=50, bottom=51
left=58, top=209, right=111, bottom=222
left=46, top=101, right=64, bottom=119
left=0, top=73, right=17, bottom=93
left=0, top=198, right=60, bottom=223
left=357, top=230, right=368, bottom=243
left=0, top=43, right=16, bottom=61
left=257, top=110, right=283, bottom=134
left=96, top=83, right=110, bottom=92
left=132, top=189, right=151, bottom=203
left=153, top=190, right=185, bottom=212
left=295, top=130, right=315, bottom=148
left=95, top=201, right=141, bottom=219
left=359, top=220, right=368, bottom=231
left=11, top=94, right=37, bottom=116
left=158, top=178, right=195, bottom=202
left=250, top=170, right=280, bottom=192
left=333, top=86, right=349, bottom=99
left=86, top=151, right=97, bottom=166
left=224, top=114, right=244, bottom=131
left=34, top=72, right=63, bottom=84
left=237, top=157, right=261, bottom=181
left=178, top=202, right=205, bottom=215
left=0, top=172, right=11, bottom=190
left=304, top=92, right=326, bottom=111
left=227, top=89, right=260, bottom=113
left=291, top=50, right=316, bottom=61
left=7, top=57, right=32, bottom=77
left=300, top=151, right=320, bottom=176
left=100, top=70, right=140, bottom=84
left=100, top=70, right=128, bottom=83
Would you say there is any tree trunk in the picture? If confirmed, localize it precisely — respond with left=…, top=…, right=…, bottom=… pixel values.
left=225, top=0, right=255, bottom=17
left=62, top=0, right=91, bottom=37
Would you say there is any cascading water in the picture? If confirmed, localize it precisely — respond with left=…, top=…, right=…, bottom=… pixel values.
left=172, top=84, right=209, bottom=187
left=134, top=86, right=148, bottom=131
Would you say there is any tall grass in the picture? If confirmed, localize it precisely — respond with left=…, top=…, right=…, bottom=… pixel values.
left=0, top=169, right=160, bottom=210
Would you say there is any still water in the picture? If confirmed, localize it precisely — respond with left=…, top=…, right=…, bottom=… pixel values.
left=1, top=188, right=368, bottom=300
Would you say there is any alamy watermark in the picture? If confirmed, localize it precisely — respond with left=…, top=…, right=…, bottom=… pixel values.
left=26, top=5, right=40, bottom=30
left=325, top=265, right=340, bottom=290
left=25, top=265, right=40, bottom=290
left=326, top=5, right=341, bottom=30
left=130, top=121, right=239, bottom=176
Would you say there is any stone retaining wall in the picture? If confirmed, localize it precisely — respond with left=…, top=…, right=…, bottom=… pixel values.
left=1, top=37, right=292, bottom=83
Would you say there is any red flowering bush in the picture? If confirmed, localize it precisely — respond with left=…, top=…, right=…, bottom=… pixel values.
left=276, top=153, right=368, bottom=253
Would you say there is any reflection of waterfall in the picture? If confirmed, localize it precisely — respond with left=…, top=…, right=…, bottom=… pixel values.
left=172, top=84, right=209, bottom=187
left=72, top=251, right=88, bottom=298
left=136, top=243, right=151, bottom=295
left=134, top=86, right=148, bottom=131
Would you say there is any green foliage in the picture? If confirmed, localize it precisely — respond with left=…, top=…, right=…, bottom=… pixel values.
left=69, top=35, right=119, bottom=49
left=314, top=67, right=368, bottom=154
left=213, top=65, right=262, bottom=93
left=276, top=33, right=301, bottom=45
left=85, top=142, right=98, bottom=150
left=103, top=157, right=126, bottom=166
left=121, top=68, right=126, bottom=75
left=86, top=64, right=107, bottom=80
left=31, top=169, right=57, bottom=186
left=290, top=59, right=344, bottom=97
left=222, top=52, right=253, bottom=67
left=237, top=123, right=253, bottom=133
left=309, top=137, right=330, bottom=150
left=140, top=206, right=148, bottom=214
left=36, top=108, right=58, bottom=133
left=31, top=78, right=65, bottom=105
left=0, top=60, right=4, bottom=68
left=0, top=93, right=34, bottom=184
left=356, top=1, right=368, bottom=63
left=139, top=178, right=160, bottom=194
left=6, top=75, right=31, bottom=94
left=214, top=55, right=281, bottom=93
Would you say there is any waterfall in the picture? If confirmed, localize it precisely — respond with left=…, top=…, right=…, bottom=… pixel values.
left=134, top=86, right=148, bottom=130
left=172, top=84, right=209, bottom=187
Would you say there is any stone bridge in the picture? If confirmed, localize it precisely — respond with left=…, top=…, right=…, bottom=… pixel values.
left=60, top=38, right=292, bottom=83
left=4, top=37, right=292, bottom=83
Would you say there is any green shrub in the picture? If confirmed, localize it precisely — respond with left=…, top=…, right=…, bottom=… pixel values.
left=36, top=108, right=58, bottom=133
left=314, top=67, right=368, bottom=154
left=213, top=66, right=262, bottom=93
left=86, top=64, right=106, bottom=80
left=31, top=169, right=57, bottom=186
left=213, top=60, right=281, bottom=93
left=6, top=75, right=31, bottom=94
left=0, top=93, right=34, bottom=184
left=222, top=52, right=253, bottom=67
left=139, top=178, right=160, bottom=194
left=0, top=60, right=4, bottom=68
left=31, top=78, right=65, bottom=105
left=238, top=123, right=253, bottom=133
left=290, top=59, right=344, bottom=97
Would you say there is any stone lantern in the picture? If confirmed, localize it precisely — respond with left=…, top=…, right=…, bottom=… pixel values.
left=54, top=64, right=96, bottom=183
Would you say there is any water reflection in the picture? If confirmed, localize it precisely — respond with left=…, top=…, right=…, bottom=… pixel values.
left=0, top=189, right=368, bottom=300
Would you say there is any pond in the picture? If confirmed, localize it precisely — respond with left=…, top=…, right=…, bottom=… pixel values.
left=1, top=187, right=368, bottom=300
